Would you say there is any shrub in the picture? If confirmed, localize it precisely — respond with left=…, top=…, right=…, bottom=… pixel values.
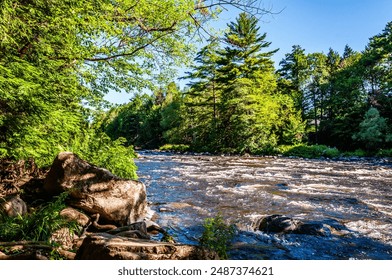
left=376, top=149, right=392, bottom=157
left=352, top=108, right=388, bottom=151
left=342, top=149, right=368, bottom=157
left=199, top=213, right=236, bottom=259
left=280, top=144, right=340, bottom=159
left=69, top=130, right=138, bottom=180
left=159, top=144, right=190, bottom=152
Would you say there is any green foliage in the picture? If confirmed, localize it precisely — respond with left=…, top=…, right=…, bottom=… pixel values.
left=179, top=13, right=303, bottom=154
left=342, top=149, right=368, bottom=157
left=159, top=144, right=190, bottom=153
left=280, top=144, right=340, bottom=159
left=102, top=94, right=164, bottom=149
left=199, top=214, right=236, bottom=259
left=95, top=17, right=392, bottom=156
left=376, top=149, right=392, bottom=157
left=352, top=108, right=388, bottom=151
left=0, top=193, right=79, bottom=243
left=1, top=0, right=241, bottom=171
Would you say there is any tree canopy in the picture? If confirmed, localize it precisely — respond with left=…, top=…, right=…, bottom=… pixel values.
left=1, top=0, right=273, bottom=173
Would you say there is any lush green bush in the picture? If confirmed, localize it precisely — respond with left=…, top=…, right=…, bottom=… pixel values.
left=341, top=149, right=368, bottom=157
left=279, top=144, right=340, bottom=159
left=376, top=149, right=392, bottom=157
left=199, top=214, right=236, bottom=259
left=352, top=108, right=388, bottom=151
left=159, top=144, right=190, bottom=153
left=0, top=193, right=78, bottom=243
left=69, top=130, right=138, bottom=180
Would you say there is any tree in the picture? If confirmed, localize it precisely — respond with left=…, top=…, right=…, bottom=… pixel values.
left=0, top=0, right=270, bottom=165
left=214, top=13, right=277, bottom=152
left=278, top=45, right=310, bottom=119
left=213, top=12, right=304, bottom=152
left=160, top=83, right=191, bottom=145
left=361, top=21, right=392, bottom=138
left=182, top=39, right=222, bottom=149
left=353, top=108, right=388, bottom=150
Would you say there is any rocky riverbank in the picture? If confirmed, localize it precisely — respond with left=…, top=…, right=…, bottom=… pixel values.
left=0, top=152, right=218, bottom=260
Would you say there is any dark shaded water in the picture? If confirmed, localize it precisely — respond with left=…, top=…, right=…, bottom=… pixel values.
left=135, top=151, right=392, bottom=259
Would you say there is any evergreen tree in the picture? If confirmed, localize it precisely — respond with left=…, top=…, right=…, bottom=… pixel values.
left=182, top=40, right=221, bottom=149
left=278, top=45, right=310, bottom=118
left=214, top=12, right=303, bottom=152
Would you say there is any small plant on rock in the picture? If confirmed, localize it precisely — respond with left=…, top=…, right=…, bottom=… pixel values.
left=199, top=213, right=236, bottom=259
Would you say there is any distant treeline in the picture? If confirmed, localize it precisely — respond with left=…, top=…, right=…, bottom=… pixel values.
left=102, top=14, right=392, bottom=155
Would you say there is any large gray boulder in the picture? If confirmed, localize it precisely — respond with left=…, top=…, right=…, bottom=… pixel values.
left=75, top=233, right=219, bottom=260
left=43, top=152, right=146, bottom=226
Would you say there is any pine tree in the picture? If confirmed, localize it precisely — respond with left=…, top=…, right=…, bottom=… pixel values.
left=214, top=13, right=280, bottom=152
left=278, top=45, right=310, bottom=117
left=182, top=40, right=221, bottom=149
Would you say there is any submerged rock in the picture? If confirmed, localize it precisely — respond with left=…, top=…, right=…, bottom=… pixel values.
left=44, top=152, right=147, bottom=226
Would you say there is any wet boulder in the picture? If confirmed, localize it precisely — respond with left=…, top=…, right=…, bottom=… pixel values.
left=44, top=152, right=147, bottom=226
left=75, top=233, right=219, bottom=260
left=295, top=222, right=332, bottom=236
left=254, top=214, right=302, bottom=233
left=254, top=214, right=337, bottom=237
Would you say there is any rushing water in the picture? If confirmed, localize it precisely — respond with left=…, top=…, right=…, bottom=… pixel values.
left=135, top=151, right=392, bottom=260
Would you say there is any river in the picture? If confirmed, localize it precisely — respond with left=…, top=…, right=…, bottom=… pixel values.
left=135, top=151, right=392, bottom=260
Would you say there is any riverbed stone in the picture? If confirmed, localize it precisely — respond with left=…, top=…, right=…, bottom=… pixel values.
left=43, top=152, right=147, bottom=225
left=75, top=233, right=219, bottom=260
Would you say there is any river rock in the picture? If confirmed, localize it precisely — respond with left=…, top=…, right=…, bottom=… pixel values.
left=43, top=152, right=147, bottom=226
left=254, top=214, right=302, bottom=233
left=254, top=214, right=337, bottom=236
left=295, top=222, right=332, bottom=236
left=0, top=195, right=27, bottom=217
left=75, top=233, right=219, bottom=260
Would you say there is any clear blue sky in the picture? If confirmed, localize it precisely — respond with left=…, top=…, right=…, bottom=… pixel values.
left=261, top=0, right=392, bottom=63
left=105, top=0, right=392, bottom=104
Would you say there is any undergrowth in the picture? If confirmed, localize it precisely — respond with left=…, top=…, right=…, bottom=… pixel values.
left=0, top=192, right=79, bottom=243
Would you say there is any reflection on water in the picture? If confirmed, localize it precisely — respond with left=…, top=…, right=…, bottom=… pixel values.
left=135, top=151, right=392, bottom=259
